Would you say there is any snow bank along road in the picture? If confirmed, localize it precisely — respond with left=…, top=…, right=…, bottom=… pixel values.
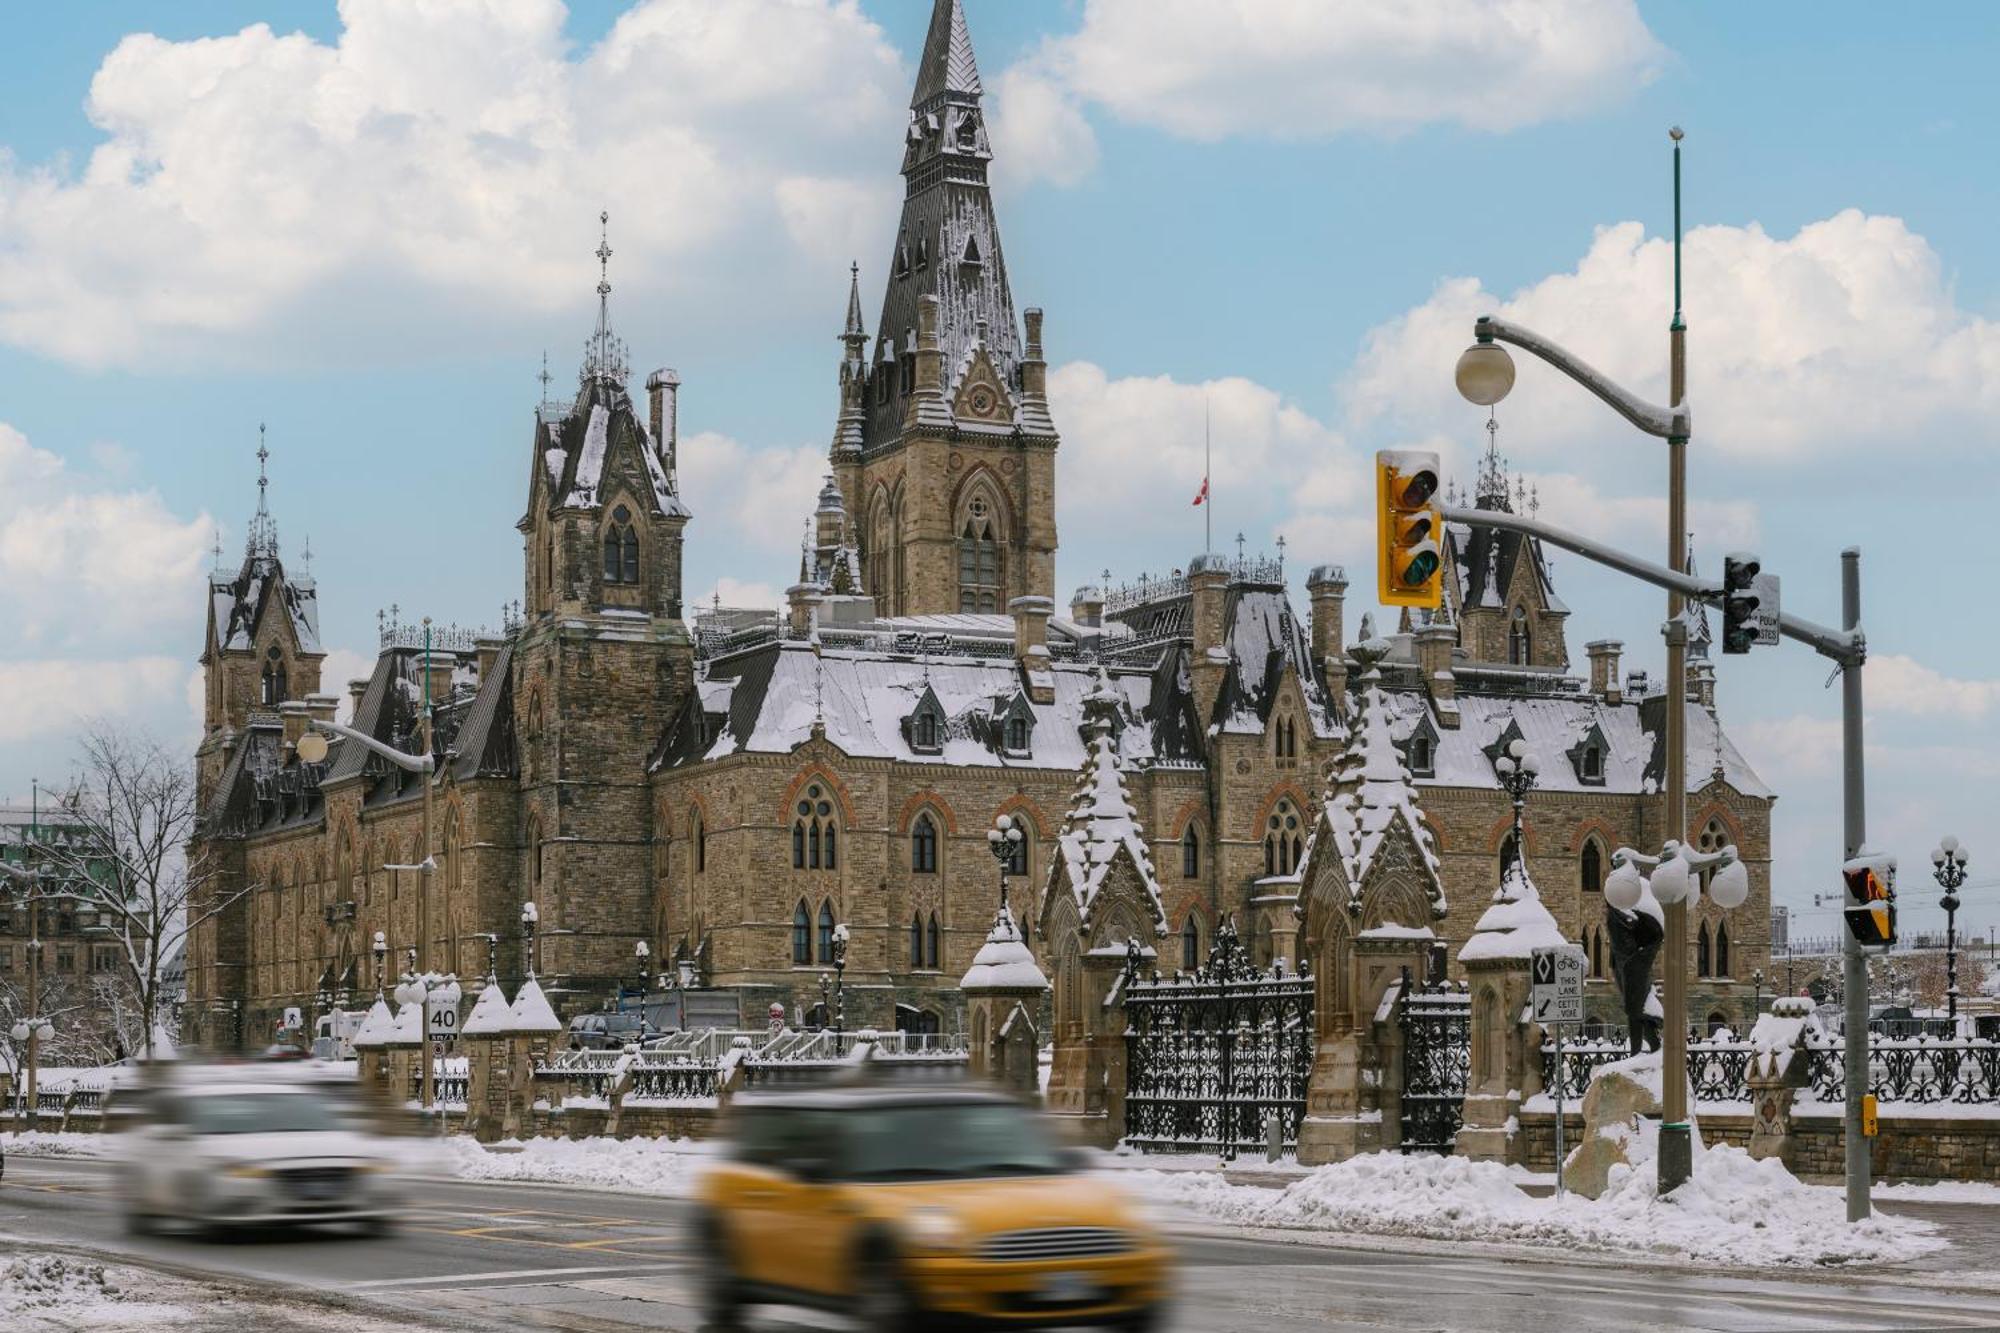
left=7, top=1157, right=2000, bottom=1332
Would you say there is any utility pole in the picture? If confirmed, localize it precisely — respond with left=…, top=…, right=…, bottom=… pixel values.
left=1660, top=124, right=1693, bottom=1193
left=421, top=617, right=435, bottom=974
left=1840, top=549, right=1871, bottom=1222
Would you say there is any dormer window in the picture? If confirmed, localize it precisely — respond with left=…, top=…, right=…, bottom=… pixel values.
left=1005, top=716, right=1029, bottom=753
left=1582, top=746, right=1602, bottom=780
left=915, top=711, right=939, bottom=751
left=907, top=687, right=945, bottom=756
left=603, top=505, right=639, bottom=585
left=1567, top=722, right=1610, bottom=787
left=1410, top=735, right=1434, bottom=776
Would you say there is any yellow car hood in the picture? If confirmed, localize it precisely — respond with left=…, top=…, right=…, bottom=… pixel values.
left=861, top=1174, right=1142, bottom=1236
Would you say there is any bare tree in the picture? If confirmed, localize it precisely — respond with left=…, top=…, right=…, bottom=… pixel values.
left=38, top=722, right=247, bottom=1059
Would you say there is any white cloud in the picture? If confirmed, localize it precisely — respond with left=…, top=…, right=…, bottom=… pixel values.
left=0, top=657, right=188, bottom=744
left=315, top=648, right=379, bottom=725
left=676, top=430, right=827, bottom=557
left=998, top=0, right=1663, bottom=177
left=1526, top=470, right=1758, bottom=553
left=699, top=577, right=784, bottom=612
left=0, top=0, right=908, bottom=368
left=1346, top=211, right=2000, bottom=462
left=0, top=422, right=213, bottom=648
left=988, top=66, right=1099, bottom=190
left=1867, top=654, right=2000, bottom=719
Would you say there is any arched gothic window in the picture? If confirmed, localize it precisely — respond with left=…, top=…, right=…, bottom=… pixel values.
left=261, top=647, right=287, bottom=706
left=958, top=500, right=1001, bottom=613
left=926, top=913, right=940, bottom=970
left=1582, top=745, right=1603, bottom=780
left=691, top=811, right=705, bottom=874
left=603, top=505, right=640, bottom=585
left=1263, top=799, right=1304, bottom=877
left=909, top=914, right=923, bottom=969
left=1003, top=824, right=1028, bottom=876
left=1182, top=916, right=1200, bottom=971
left=911, top=813, right=939, bottom=874
left=1509, top=606, right=1531, bottom=665
left=1181, top=824, right=1201, bottom=879
left=1581, top=840, right=1604, bottom=894
left=1697, top=921, right=1712, bottom=978
left=1716, top=922, right=1731, bottom=978
left=1698, top=818, right=1728, bottom=854
left=1498, top=830, right=1519, bottom=878
left=817, top=900, right=836, bottom=963
left=792, top=902, right=811, bottom=965
left=792, top=783, right=838, bottom=870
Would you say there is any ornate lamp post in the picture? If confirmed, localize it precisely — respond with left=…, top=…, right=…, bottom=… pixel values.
left=520, top=901, right=539, bottom=980
left=371, top=930, right=388, bottom=999
left=829, top=923, right=849, bottom=1035
left=1932, top=836, right=1970, bottom=1025
left=634, top=940, right=652, bottom=1033
left=1752, top=968, right=1764, bottom=1022
left=1493, top=738, right=1541, bottom=873
left=986, top=812, right=1025, bottom=913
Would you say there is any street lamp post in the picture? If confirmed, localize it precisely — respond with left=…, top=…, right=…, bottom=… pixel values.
left=372, top=930, right=388, bottom=1000
left=634, top=940, right=651, bottom=1034
left=520, top=901, right=539, bottom=981
left=1, top=862, right=55, bottom=1124
left=1932, top=837, right=1971, bottom=1025
left=1454, top=128, right=1702, bottom=1194
left=1493, top=739, right=1541, bottom=874
left=828, top=923, right=849, bottom=1035
left=1753, top=968, right=1764, bottom=1023
left=987, top=813, right=1025, bottom=915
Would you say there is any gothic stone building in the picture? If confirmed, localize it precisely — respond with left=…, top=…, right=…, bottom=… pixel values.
left=184, top=0, right=1772, bottom=1049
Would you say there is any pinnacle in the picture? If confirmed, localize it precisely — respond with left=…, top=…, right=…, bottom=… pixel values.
left=912, top=0, right=981, bottom=109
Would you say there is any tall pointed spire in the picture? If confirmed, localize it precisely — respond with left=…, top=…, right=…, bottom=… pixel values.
left=246, top=423, right=280, bottom=562
left=843, top=260, right=865, bottom=341
left=581, top=210, right=628, bottom=386
left=913, top=0, right=982, bottom=108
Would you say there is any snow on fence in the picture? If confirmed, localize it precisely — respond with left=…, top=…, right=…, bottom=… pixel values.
left=529, top=1028, right=971, bottom=1107
left=1542, top=1033, right=2000, bottom=1110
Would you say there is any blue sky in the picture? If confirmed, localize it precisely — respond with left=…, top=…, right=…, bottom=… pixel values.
left=3, top=0, right=1997, bottom=948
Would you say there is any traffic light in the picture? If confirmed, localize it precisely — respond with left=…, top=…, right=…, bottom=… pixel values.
left=1722, top=553, right=1760, bottom=655
left=1842, top=854, right=1896, bottom=950
left=1376, top=450, right=1443, bottom=608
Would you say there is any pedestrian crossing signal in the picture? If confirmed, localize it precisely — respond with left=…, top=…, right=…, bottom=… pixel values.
left=1843, top=856, right=1896, bottom=950
left=1377, top=450, right=1443, bottom=609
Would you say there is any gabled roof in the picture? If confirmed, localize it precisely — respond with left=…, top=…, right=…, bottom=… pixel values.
left=536, top=375, right=688, bottom=519
left=208, top=555, right=320, bottom=656
left=1048, top=691, right=1167, bottom=936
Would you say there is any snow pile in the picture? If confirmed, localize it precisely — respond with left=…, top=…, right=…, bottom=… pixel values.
left=461, top=979, right=514, bottom=1035
left=444, top=1134, right=717, bottom=1193
left=0, top=1131, right=106, bottom=1159
left=1459, top=856, right=1568, bottom=962
left=1128, top=1145, right=1943, bottom=1267
left=960, top=905, right=1048, bottom=992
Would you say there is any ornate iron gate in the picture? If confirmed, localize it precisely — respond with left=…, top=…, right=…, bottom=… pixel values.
left=1122, top=920, right=1314, bottom=1159
left=1398, top=975, right=1470, bottom=1153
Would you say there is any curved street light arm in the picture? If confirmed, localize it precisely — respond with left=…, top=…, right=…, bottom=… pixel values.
left=308, top=717, right=434, bottom=775
left=1476, top=315, right=1691, bottom=440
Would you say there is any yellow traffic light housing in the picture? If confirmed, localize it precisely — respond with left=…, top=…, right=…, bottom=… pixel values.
left=1842, top=856, right=1896, bottom=950
left=1376, top=450, right=1444, bottom=608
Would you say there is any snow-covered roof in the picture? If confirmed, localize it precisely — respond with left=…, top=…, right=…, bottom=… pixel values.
left=1459, top=855, right=1569, bottom=963
left=462, top=979, right=515, bottom=1035
left=350, top=998, right=395, bottom=1049
left=387, top=1000, right=423, bottom=1044
left=537, top=379, right=689, bottom=520
left=509, top=977, right=563, bottom=1033
left=960, top=905, right=1048, bottom=992
left=1048, top=684, right=1168, bottom=936
left=209, top=556, right=321, bottom=655
left=1311, top=640, right=1446, bottom=920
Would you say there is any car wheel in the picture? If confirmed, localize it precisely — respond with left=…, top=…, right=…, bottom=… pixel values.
left=1113, top=1305, right=1165, bottom=1333
left=123, top=1208, right=155, bottom=1237
left=697, top=1214, right=744, bottom=1331
left=356, top=1215, right=398, bottom=1239
left=853, top=1244, right=925, bottom=1333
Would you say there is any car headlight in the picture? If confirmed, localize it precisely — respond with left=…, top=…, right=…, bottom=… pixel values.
left=901, top=1206, right=966, bottom=1251
left=224, top=1163, right=271, bottom=1180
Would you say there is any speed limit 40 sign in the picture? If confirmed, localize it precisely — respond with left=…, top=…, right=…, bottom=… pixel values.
left=1531, top=946, right=1586, bottom=1025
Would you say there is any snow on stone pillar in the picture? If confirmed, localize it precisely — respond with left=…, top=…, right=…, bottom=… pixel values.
left=381, top=998, right=424, bottom=1112
left=787, top=580, right=824, bottom=637
left=1021, top=308, right=1048, bottom=402
left=506, top=976, right=564, bottom=1139
left=1188, top=554, right=1231, bottom=723
left=350, top=997, right=395, bottom=1111
left=1011, top=595, right=1056, bottom=703
left=960, top=906, right=1049, bottom=1095
left=1306, top=565, right=1348, bottom=704
left=279, top=700, right=310, bottom=755
left=1744, top=996, right=1816, bottom=1170
left=460, top=978, right=514, bottom=1144
left=1069, top=582, right=1103, bottom=629
left=1454, top=857, right=1568, bottom=1164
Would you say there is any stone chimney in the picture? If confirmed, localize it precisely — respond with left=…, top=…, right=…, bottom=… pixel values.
left=645, top=367, right=680, bottom=468
left=279, top=699, right=309, bottom=753
left=1189, top=554, right=1231, bottom=722
left=475, top=636, right=506, bottom=685
left=347, top=677, right=370, bottom=723
left=1021, top=308, right=1048, bottom=401
left=1689, top=658, right=1717, bottom=710
left=1011, top=595, right=1056, bottom=703
left=787, top=580, right=824, bottom=637
left=425, top=656, right=456, bottom=710
left=1586, top=640, right=1624, bottom=705
left=1307, top=564, right=1348, bottom=702
left=1414, top=622, right=1460, bottom=728
left=1069, top=582, right=1104, bottom=629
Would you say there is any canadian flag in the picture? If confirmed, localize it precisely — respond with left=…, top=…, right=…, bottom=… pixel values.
left=1191, top=476, right=1209, bottom=506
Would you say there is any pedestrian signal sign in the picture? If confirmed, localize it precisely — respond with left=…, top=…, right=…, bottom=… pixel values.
left=1843, top=854, right=1896, bottom=951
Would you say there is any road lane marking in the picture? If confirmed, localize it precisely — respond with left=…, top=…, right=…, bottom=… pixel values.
left=349, top=1263, right=689, bottom=1288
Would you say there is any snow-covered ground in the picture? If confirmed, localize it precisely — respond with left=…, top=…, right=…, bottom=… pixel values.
left=440, top=1133, right=717, bottom=1192
left=1126, top=1145, right=1943, bottom=1268
left=0, top=1131, right=106, bottom=1160
left=1875, top=1179, right=2000, bottom=1204
left=1, top=1250, right=420, bottom=1331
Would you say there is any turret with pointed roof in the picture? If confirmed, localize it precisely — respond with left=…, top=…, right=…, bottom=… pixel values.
left=835, top=0, right=1060, bottom=619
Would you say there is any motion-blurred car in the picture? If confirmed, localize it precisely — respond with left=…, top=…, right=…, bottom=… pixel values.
left=565, top=1010, right=652, bottom=1050
left=696, top=1084, right=1170, bottom=1330
left=117, top=1079, right=403, bottom=1236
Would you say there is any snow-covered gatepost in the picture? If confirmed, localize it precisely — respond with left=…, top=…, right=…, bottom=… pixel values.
left=1744, top=996, right=1818, bottom=1170
left=960, top=902, right=1048, bottom=1095
left=1296, top=637, right=1450, bottom=1166
left=349, top=995, right=395, bottom=1100
left=381, top=994, right=424, bottom=1111
left=1039, top=673, right=1169, bottom=1146
left=505, top=975, right=564, bottom=1139
left=459, top=977, right=513, bottom=1143
left=1455, top=857, right=1568, bottom=1163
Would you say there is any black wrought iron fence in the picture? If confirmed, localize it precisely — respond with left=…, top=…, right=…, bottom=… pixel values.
left=1398, top=977, right=1470, bottom=1153
left=1540, top=1033, right=2000, bottom=1108
left=1122, top=921, right=1314, bottom=1159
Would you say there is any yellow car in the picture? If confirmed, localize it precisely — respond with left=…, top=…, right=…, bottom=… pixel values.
left=695, top=1084, right=1171, bottom=1330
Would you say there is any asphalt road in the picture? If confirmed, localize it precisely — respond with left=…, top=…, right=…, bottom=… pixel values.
left=6, top=1156, right=2000, bottom=1331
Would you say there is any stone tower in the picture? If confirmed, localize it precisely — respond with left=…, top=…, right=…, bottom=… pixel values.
left=513, top=213, right=694, bottom=991
left=833, top=0, right=1059, bottom=618
left=197, top=436, right=325, bottom=808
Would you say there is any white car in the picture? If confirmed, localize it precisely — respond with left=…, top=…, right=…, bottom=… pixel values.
left=119, top=1080, right=404, bottom=1236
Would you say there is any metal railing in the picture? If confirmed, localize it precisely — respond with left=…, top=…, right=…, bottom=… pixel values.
left=1541, top=1032, right=2000, bottom=1109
